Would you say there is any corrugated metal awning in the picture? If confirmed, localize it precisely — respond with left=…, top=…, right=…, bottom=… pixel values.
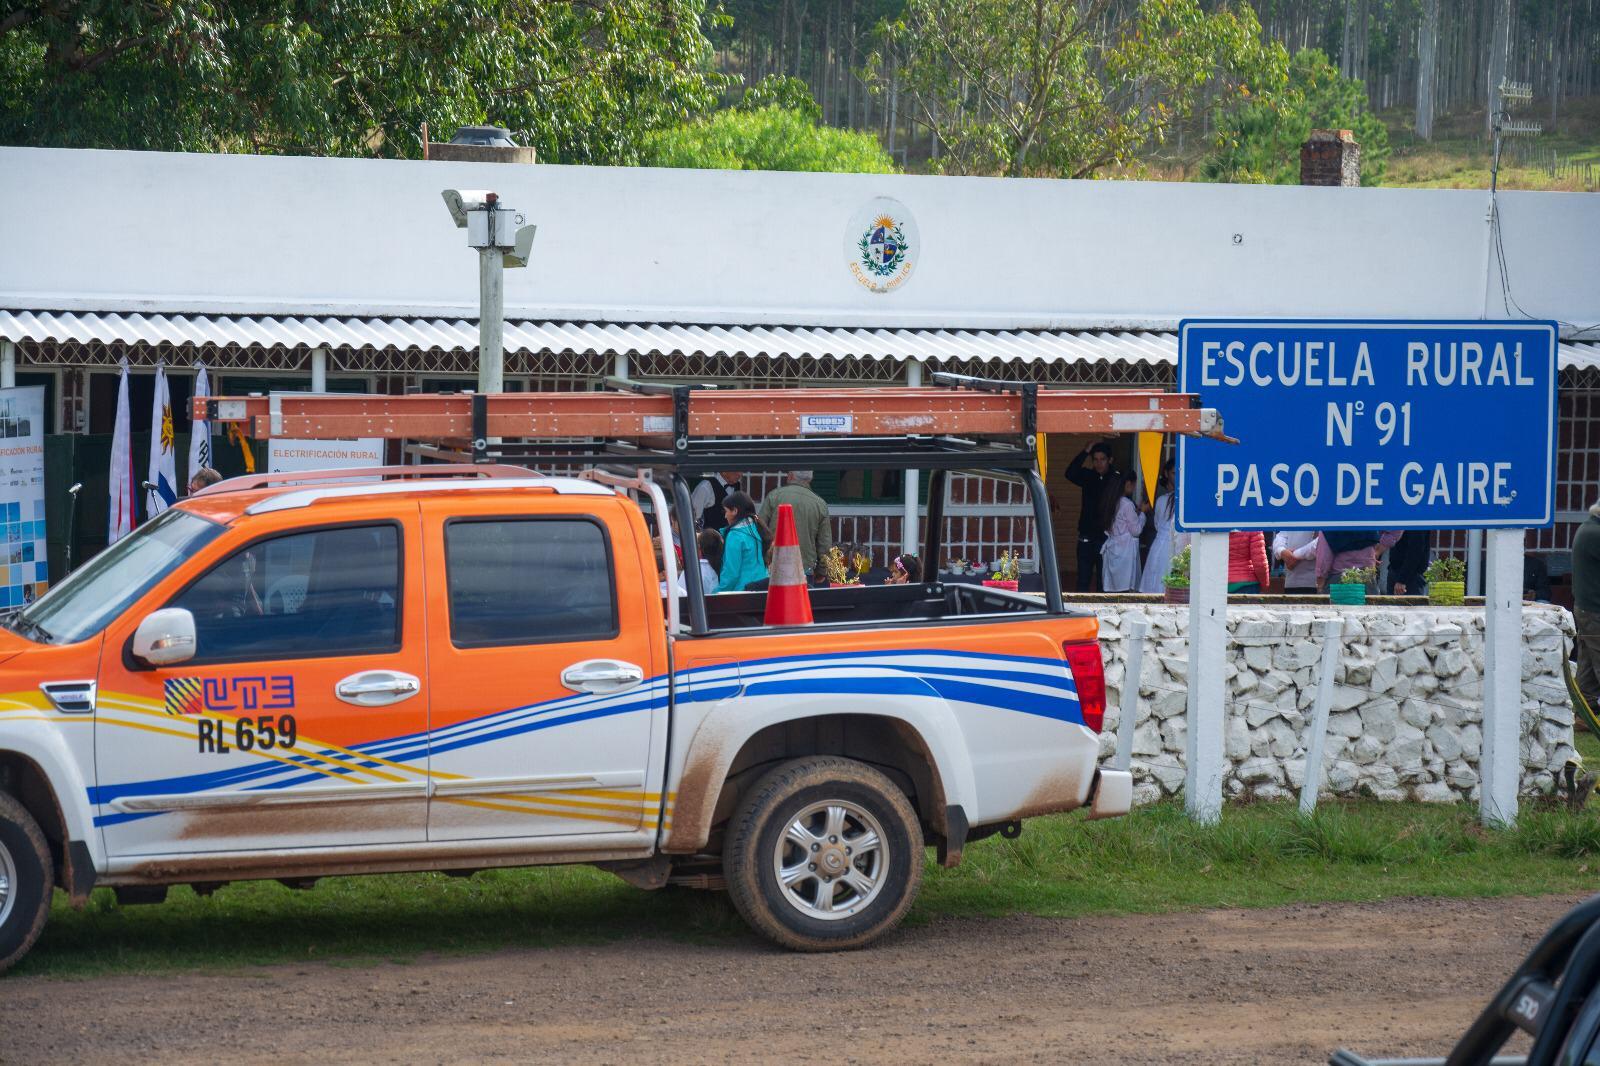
left=0, top=310, right=1178, bottom=366
left=2, top=309, right=1597, bottom=371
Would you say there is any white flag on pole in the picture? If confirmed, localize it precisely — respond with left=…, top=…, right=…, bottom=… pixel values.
left=107, top=361, right=135, bottom=544
left=188, top=363, right=211, bottom=485
left=146, top=363, right=178, bottom=517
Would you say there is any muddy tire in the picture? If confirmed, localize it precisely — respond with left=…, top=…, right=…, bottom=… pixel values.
left=723, top=756, right=922, bottom=952
left=0, top=791, right=51, bottom=975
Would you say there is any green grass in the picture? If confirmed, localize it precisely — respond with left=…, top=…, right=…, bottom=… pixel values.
left=1377, top=98, right=1600, bottom=192
left=20, top=799, right=1600, bottom=979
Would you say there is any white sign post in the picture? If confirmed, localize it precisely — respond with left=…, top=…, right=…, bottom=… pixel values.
left=1184, top=532, right=1228, bottom=825
left=1481, top=529, right=1525, bottom=826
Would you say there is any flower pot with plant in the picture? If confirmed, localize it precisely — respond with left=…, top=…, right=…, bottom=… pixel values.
left=1330, top=565, right=1375, bottom=605
left=983, top=549, right=1020, bottom=591
left=1162, top=545, right=1191, bottom=604
left=1423, top=555, right=1467, bottom=606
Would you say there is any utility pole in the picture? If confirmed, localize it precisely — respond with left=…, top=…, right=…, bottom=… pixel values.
left=441, top=189, right=537, bottom=394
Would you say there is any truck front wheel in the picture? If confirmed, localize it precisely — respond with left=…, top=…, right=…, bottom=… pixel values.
left=0, top=791, right=52, bottom=975
left=724, top=756, right=923, bottom=951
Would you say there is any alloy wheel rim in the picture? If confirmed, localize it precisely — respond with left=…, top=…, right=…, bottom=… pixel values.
left=0, top=837, right=16, bottom=930
left=772, top=799, right=888, bottom=922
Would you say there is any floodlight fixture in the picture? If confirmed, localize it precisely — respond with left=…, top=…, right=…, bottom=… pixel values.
left=441, top=188, right=497, bottom=229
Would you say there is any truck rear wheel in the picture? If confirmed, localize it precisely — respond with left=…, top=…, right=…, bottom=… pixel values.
left=723, top=756, right=923, bottom=951
left=0, top=791, right=52, bottom=975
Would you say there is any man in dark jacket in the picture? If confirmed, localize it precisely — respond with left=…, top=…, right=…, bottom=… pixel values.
left=1064, top=441, right=1118, bottom=591
left=1572, top=504, right=1600, bottom=712
left=1386, top=530, right=1432, bottom=595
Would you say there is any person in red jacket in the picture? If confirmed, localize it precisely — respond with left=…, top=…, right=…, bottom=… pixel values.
left=1227, top=530, right=1270, bottom=594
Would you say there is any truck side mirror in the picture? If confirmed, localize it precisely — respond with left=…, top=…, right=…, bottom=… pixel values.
left=132, top=608, right=197, bottom=667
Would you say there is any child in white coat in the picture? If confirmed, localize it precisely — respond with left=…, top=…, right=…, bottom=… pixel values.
left=1100, top=472, right=1146, bottom=592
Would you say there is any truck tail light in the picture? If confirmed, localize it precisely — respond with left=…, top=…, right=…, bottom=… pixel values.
left=1063, top=640, right=1106, bottom=733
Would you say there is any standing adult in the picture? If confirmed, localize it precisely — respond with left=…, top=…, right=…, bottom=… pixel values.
left=1065, top=441, right=1119, bottom=592
left=690, top=470, right=743, bottom=533
left=1315, top=530, right=1403, bottom=591
left=1386, top=530, right=1433, bottom=595
left=1100, top=471, right=1146, bottom=592
left=1138, top=462, right=1178, bottom=593
left=1271, top=530, right=1320, bottom=592
left=716, top=492, right=769, bottom=592
left=1227, top=530, right=1270, bottom=594
left=1573, top=503, right=1600, bottom=713
left=758, top=470, right=832, bottom=578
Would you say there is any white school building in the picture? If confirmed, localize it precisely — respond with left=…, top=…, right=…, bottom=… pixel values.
left=1, top=145, right=1598, bottom=586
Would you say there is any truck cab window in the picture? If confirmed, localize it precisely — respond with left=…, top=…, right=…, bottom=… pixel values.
left=444, top=518, right=617, bottom=647
left=171, top=524, right=401, bottom=662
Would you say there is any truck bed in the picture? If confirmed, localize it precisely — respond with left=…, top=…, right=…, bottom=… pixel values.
left=693, top=581, right=1055, bottom=632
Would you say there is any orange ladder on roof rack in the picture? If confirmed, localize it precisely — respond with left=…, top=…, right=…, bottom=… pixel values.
left=194, top=375, right=1224, bottom=444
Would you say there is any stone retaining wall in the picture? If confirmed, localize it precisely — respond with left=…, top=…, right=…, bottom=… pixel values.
left=1094, top=603, right=1576, bottom=806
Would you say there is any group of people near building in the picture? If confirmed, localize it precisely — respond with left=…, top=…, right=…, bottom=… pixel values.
left=1066, top=440, right=1433, bottom=595
left=678, top=469, right=922, bottom=594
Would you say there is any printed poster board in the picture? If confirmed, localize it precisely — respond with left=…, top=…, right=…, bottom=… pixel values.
left=0, top=386, right=48, bottom=609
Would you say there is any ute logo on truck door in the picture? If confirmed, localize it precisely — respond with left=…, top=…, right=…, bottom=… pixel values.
left=95, top=519, right=429, bottom=856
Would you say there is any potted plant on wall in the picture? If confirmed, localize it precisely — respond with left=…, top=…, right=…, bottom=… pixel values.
left=1330, top=565, right=1375, bottom=605
left=1163, top=545, right=1191, bottom=604
left=984, top=549, right=1020, bottom=591
left=1423, top=555, right=1467, bottom=606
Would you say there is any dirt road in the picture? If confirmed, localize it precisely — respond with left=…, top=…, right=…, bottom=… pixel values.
left=0, top=894, right=1579, bottom=1064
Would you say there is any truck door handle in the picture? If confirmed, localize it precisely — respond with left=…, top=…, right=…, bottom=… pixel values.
left=335, top=670, right=422, bottom=707
left=561, top=660, right=645, bottom=695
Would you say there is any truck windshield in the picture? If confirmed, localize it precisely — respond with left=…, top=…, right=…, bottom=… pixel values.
left=9, top=509, right=224, bottom=646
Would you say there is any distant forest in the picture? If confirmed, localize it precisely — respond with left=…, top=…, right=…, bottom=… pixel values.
left=711, top=0, right=1600, bottom=159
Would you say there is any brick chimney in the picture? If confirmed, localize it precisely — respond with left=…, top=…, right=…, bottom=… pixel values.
left=1300, top=129, right=1360, bottom=187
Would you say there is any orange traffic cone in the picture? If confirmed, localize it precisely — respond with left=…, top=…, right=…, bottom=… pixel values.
left=764, top=503, right=814, bottom=626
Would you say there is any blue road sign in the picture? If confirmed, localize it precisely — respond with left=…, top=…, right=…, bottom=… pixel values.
left=1176, top=320, right=1557, bottom=531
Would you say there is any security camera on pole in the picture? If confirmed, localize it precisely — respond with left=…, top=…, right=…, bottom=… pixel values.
left=441, top=189, right=538, bottom=396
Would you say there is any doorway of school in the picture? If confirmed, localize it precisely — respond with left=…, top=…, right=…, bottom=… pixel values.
left=1045, top=433, right=1161, bottom=592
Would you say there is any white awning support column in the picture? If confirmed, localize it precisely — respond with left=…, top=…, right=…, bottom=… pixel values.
left=1185, top=531, right=1229, bottom=825
left=614, top=352, right=630, bottom=382
left=0, top=338, right=15, bottom=389
left=310, top=346, right=328, bottom=393
left=1480, top=528, right=1526, bottom=827
left=903, top=358, right=922, bottom=554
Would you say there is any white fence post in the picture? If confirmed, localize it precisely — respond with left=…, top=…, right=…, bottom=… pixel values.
left=1114, top=614, right=1149, bottom=773
left=1298, top=617, right=1345, bottom=817
left=1185, top=532, right=1229, bottom=825
left=1481, top=528, right=1525, bottom=827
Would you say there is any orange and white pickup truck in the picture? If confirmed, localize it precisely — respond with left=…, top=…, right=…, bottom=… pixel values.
left=0, top=458, right=1127, bottom=970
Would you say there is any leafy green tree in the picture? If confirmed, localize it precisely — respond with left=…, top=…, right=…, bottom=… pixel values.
left=641, top=104, right=896, bottom=173
left=0, top=1, right=727, bottom=164
left=880, top=0, right=1287, bottom=178
left=736, top=74, right=823, bottom=123
left=1202, top=48, right=1389, bottom=186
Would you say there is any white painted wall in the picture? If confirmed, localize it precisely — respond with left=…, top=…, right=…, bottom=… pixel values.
left=2, top=146, right=1597, bottom=331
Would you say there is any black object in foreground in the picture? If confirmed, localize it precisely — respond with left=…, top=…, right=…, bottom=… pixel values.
left=1332, top=893, right=1600, bottom=1066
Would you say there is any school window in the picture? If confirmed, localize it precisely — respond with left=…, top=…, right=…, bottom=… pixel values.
left=813, top=470, right=931, bottom=506
left=444, top=518, right=617, bottom=647
left=171, top=524, right=401, bottom=662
